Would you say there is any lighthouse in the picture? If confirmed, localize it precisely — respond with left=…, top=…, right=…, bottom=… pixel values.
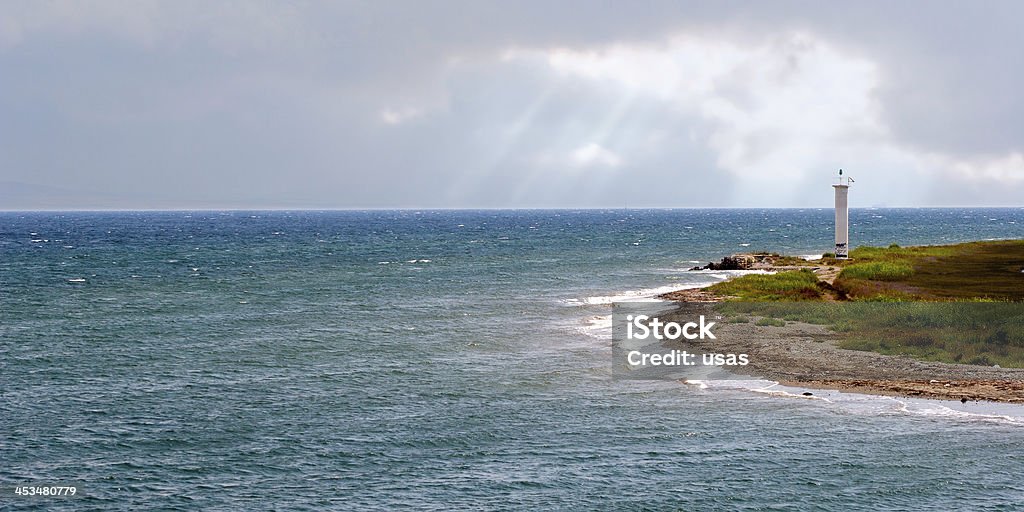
left=832, top=169, right=852, bottom=258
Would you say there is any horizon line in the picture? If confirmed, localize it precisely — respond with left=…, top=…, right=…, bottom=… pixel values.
left=2, top=205, right=1023, bottom=213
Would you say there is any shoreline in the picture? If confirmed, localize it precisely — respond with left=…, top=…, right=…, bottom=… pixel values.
left=782, top=378, right=1024, bottom=404
left=674, top=314, right=1024, bottom=404
left=654, top=250, right=1024, bottom=404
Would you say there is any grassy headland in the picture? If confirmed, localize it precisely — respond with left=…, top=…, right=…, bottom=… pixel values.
left=673, top=240, right=1024, bottom=368
left=704, top=269, right=822, bottom=301
left=705, top=239, right=1024, bottom=302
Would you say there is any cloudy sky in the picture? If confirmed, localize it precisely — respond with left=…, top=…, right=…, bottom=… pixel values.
left=2, top=1, right=1023, bottom=209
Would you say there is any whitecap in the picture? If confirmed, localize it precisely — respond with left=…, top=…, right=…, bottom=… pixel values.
left=703, top=379, right=1024, bottom=426
left=896, top=400, right=1024, bottom=426
left=576, top=314, right=612, bottom=339
left=561, top=284, right=697, bottom=306
left=687, top=269, right=774, bottom=276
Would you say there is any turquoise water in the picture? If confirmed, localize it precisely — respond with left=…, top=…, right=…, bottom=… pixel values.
left=3, top=208, right=1024, bottom=510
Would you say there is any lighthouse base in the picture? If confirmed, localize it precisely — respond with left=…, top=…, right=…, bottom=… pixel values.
left=835, top=243, right=848, bottom=259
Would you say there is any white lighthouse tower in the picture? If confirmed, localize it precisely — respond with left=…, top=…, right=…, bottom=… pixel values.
left=832, top=169, right=852, bottom=258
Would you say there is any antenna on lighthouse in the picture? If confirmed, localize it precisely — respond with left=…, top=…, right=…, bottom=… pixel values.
left=832, top=169, right=851, bottom=258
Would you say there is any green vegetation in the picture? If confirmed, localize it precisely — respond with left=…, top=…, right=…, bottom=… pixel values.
left=848, top=243, right=957, bottom=261
left=837, top=240, right=1024, bottom=301
left=701, top=239, right=1024, bottom=367
left=836, top=303, right=1024, bottom=368
left=705, top=269, right=822, bottom=301
left=718, top=302, right=1024, bottom=368
left=713, top=240, right=1024, bottom=302
left=838, top=261, right=914, bottom=281
left=755, top=317, right=787, bottom=327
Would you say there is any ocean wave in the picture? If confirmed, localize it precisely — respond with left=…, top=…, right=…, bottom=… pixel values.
left=684, top=269, right=774, bottom=275
left=576, top=314, right=612, bottom=339
left=562, top=269, right=774, bottom=307
left=561, top=284, right=698, bottom=306
left=691, top=379, right=1024, bottom=426
left=895, top=400, right=1024, bottom=426
left=685, top=379, right=831, bottom=400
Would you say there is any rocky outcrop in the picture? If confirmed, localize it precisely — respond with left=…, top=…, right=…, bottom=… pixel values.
left=690, top=254, right=761, bottom=271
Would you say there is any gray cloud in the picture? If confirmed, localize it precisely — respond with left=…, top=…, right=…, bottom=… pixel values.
left=1, top=1, right=1022, bottom=209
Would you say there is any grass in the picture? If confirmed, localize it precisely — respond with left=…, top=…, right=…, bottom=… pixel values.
left=717, top=302, right=1024, bottom=367
left=707, top=240, right=1024, bottom=302
left=835, top=240, right=1024, bottom=301
left=848, top=243, right=958, bottom=261
left=701, top=239, right=1024, bottom=367
left=705, top=269, right=823, bottom=301
left=838, top=261, right=914, bottom=281
left=834, top=303, right=1024, bottom=367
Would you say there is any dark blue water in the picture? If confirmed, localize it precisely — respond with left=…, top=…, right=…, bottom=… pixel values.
left=3, top=209, right=1024, bottom=510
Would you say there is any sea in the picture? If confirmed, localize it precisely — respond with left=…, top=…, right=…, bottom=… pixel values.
left=3, top=208, right=1024, bottom=510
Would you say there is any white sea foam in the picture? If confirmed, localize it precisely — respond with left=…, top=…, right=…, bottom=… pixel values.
left=685, top=269, right=774, bottom=276
left=576, top=314, right=613, bottom=339
left=894, top=400, right=1024, bottom=426
left=694, top=379, right=1024, bottom=426
left=686, top=379, right=825, bottom=399
left=564, top=269, right=774, bottom=307
left=561, top=284, right=696, bottom=306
